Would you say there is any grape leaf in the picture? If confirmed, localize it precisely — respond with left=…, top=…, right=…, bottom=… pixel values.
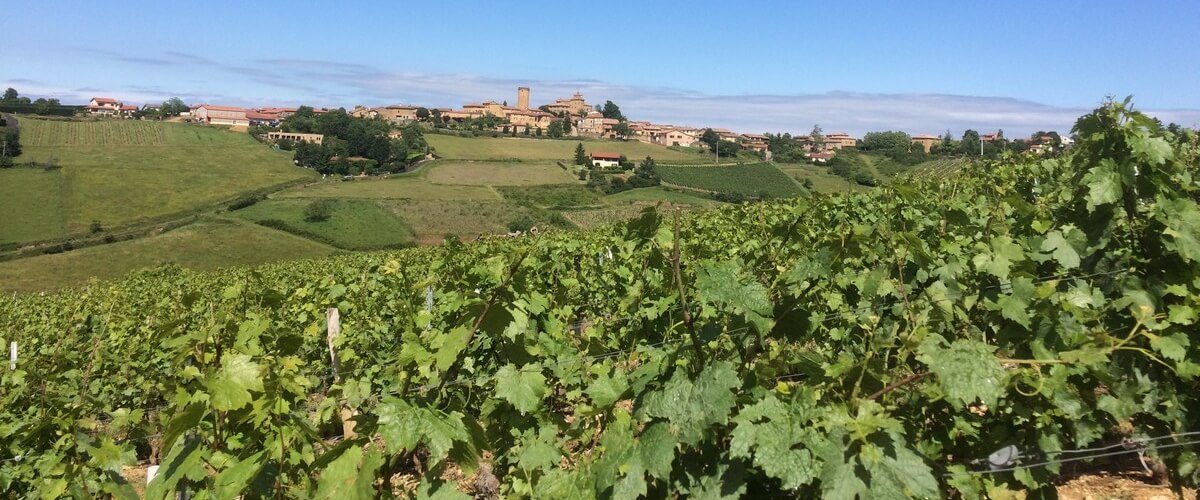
left=918, top=338, right=1009, bottom=406
left=206, top=353, right=263, bottom=411
left=494, top=364, right=547, bottom=414
left=641, top=362, right=739, bottom=446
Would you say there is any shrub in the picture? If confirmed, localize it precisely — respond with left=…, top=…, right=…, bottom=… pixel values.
left=303, top=200, right=334, bottom=222
left=228, top=194, right=264, bottom=211
left=507, top=215, right=535, bottom=233
left=89, top=220, right=103, bottom=234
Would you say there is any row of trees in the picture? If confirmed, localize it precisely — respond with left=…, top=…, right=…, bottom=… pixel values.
left=2, top=88, right=65, bottom=115
left=283, top=107, right=428, bottom=175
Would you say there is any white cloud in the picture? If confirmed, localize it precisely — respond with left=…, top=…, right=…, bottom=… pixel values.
left=6, top=55, right=1200, bottom=137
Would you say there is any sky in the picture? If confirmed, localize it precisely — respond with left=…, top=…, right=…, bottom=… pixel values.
left=2, top=0, right=1198, bottom=137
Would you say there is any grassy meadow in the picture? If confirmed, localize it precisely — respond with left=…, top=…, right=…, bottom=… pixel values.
left=426, top=134, right=708, bottom=162
left=0, top=217, right=334, bottom=293
left=3, top=117, right=314, bottom=243
left=0, top=168, right=67, bottom=244
left=231, top=199, right=414, bottom=250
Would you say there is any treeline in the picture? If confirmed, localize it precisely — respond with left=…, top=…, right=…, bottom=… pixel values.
left=0, top=88, right=77, bottom=117
left=272, top=106, right=428, bottom=175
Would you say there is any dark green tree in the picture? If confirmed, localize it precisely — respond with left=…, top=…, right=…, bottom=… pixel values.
left=601, top=100, right=625, bottom=121
left=960, top=129, right=981, bottom=156
left=612, top=121, right=632, bottom=139
left=416, top=107, right=430, bottom=121
left=810, top=125, right=825, bottom=152
left=548, top=121, right=564, bottom=138
left=2, top=88, right=17, bottom=102
left=573, top=143, right=587, bottom=165
left=700, top=128, right=720, bottom=152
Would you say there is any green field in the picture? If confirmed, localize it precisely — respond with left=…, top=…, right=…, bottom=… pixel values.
left=604, top=186, right=720, bottom=206
left=776, top=162, right=869, bottom=194
left=910, top=158, right=970, bottom=179
left=0, top=168, right=67, bottom=244
left=231, top=199, right=414, bottom=250
left=425, top=160, right=578, bottom=185
left=496, top=184, right=602, bottom=208
left=426, top=134, right=707, bottom=162
left=0, top=217, right=334, bottom=293
left=276, top=175, right=500, bottom=201
left=657, top=162, right=804, bottom=197
left=3, top=117, right=314, bottom=242
left=381, top=199, right=562, bottom=244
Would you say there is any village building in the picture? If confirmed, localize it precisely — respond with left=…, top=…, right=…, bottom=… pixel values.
left=192, top=104, right=250, bottom=127
left=823, top=132, right=858, bottom=150
left=577, top=111, right=619, bottom=138
left=266, top=131, right=324, bottom=145
left=911, top=134, right=940, bottom=153
left=740, top=134, right=769, bottom=153
left=87, top=97, right=122, bottom=116
left=590, top=152, right=622, bottom=168
left=374, top=105, right=420, bottom=123
left=543, top=92, right=592, bottom=116
left=809, top=152, right=833, bottom=163
left=119, top=104, right=139, bottom=117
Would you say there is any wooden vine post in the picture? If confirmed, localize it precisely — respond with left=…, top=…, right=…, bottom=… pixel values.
left=326, top=307, right=356, bottom=439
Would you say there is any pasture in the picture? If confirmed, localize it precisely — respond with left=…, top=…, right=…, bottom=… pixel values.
left=0, top=168, right=66, bottom=244
left=425, top=161, right=578, bottom=186
left=425, top=134, right=707, bottom=162
left=3, top=117, right=314, bottom=243
left=776, top=162, right=869, bottom=194
left=381, top=199, right=561, bottom=244
left=603, top=186, right=719, bottom=207
left=496, top=184, right=602, bottom=208
left=0, top=217, right=334, bottom=293
left=275, top=175, right=499, bottom=201
left=231, top=199, right=414, bottom=250
left=657, top=162, right=804, bottom=197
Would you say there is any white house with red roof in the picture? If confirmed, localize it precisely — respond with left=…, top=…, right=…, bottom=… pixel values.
left=590, top=152, right=622, bottom=168
left=87, top=97, right=122, bottom=116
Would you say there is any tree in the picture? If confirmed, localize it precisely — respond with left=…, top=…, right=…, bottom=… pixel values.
left=548, top=121, right=564, bottom=138
left=416, top=107, right=430, bottom=122
left=161, top=97, right=188, bottom=116
left=562, top=117, right=572, bottom=134
left=430, top=108, right=443, bottom=126
left=700, top=128, right=720, bottom=152
left=860, top=131, right=912, bottom=152
left=716, top=140, right=741, bottom=158
left=574, top=143, right=587, bottom=165
left=611, top=121, right=632, bottom=139
left=601, top=100, right=625, bottom=121
left=2, top=129, right=21, bottom=158
left=960, top=129, right=981, bottom=156
left=2, top=88, right=17, bottom=102
left=810, top=125, right=825, bottom=152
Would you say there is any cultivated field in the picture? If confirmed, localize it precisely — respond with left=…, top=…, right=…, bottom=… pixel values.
left=775, top=162, right=869, bottom=194
left=231, top=199, right=414, bottom=250
left=426, top=134, right=708, bottom=162
left=496, top=184, right=602, bottom=208
left=382, top=199, right=559, bottom=244
left=657, top=162, right=804, bottom=197
left=3, top=118, right=314, bottom=242
left=909, top=158, right=969, bottom=179
left=603, top=186, right=719, bottom=206
left=276, top=175, right=499, bottom=201
left=0, top=168, right=66, bottom=244
left=424, top=160, right=578, bottom=186
left=0, top=217, right=334, bottom=293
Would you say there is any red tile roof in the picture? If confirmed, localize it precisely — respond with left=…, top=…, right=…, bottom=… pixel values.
left=196, top=104, right=248, bottom=113
left=119, top=104, right=138, bottom=111
left=91, top=97, right=119, bottom=104
left=591, top=152, right=622, bottom=160
left=245, top=111, right=276, bottom=120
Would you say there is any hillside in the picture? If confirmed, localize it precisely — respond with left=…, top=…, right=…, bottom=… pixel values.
left=0, top=117, right=313, bottom=245
left=2, top=102, right=1197, bottom=497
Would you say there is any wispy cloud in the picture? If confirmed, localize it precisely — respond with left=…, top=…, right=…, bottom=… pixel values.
left=10, top=52, right=1200, bottom=137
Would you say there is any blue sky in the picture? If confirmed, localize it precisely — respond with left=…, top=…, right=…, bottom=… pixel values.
left=2, top=0, right=1198, bottom=136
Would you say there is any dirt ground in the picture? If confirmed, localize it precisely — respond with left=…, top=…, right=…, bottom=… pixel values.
left=1057, top=471, right=1197, bottom=500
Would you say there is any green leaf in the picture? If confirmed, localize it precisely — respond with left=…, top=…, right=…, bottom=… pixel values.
left=212, top=450, right=266, bottom=499
left=494, top=364, right=548, bottom=414
left=1082, top=161, right=1122, bottom=209
left=434, top=326, right=471, bottom=372
left=1160, top=199, right=1200, bottom=263
left=695, top=259, right=774, bottom=333
left=641, top=361, right=739, bottom=446
left=314, top=447, right=376, bottom=500
left=996, top=277, right=1034, bottom=328
left=586, top=372, right=628, bottom=408
left=1149, top=332, right=1189, bottom=362
left=517, top=428, right=561, bottom=472
left=1040, top=226, right=1084, bottom=269
left=861, top=438, right=939, bottom=499
left=638, top=423, right=675, bottom=479
left=206, top=353, right=264, bottom=411
left=729, top=395, right=819, bottom=489
left=918, top=338, right=1009, bottom=406
left=377, top=398, right=468, bottom=464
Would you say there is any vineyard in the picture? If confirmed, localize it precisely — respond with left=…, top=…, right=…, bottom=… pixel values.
left=657, top=162, right=804, bottom=198
left=18, top=118, right=254, bottom=147
left=1, top=101, right=1199, bottom=498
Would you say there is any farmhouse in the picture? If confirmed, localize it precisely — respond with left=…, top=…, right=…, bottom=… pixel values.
left=267, top=131, right=324, bottom=144
left=87, top=97, right=122, bottom=116
left=911, top=134, right=940, bottom=153
left=823, top=132, right=857, bottom=150
left=740, top=134, right=769, bottom=153
left=590, top=152, right=622, bottom=168
left=192, top=104, right=250, bottom=127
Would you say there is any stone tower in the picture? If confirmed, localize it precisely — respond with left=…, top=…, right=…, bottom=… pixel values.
left=517, top=87, right=530, bottom=110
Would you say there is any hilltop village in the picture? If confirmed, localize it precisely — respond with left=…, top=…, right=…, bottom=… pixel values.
left=59, top=86, right=1074, bottom=164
